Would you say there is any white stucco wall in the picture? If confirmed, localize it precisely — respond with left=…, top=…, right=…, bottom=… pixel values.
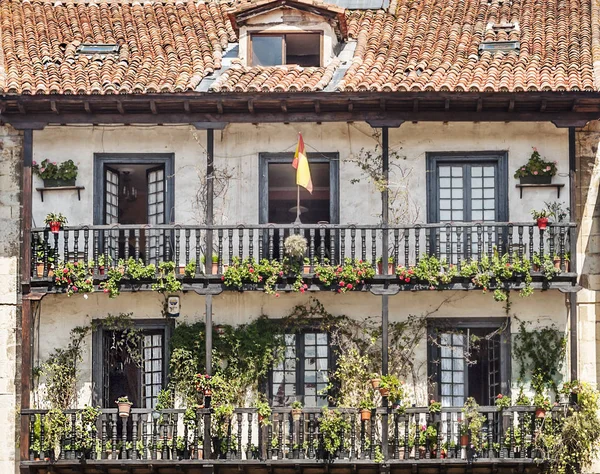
left=31, top=122, right=570, bottom=228
left=34, top=289, right=569, bottom=410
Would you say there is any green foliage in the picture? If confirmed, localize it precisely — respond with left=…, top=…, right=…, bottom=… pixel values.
left=314, top=258, right=375, bottom=292
left=494, top=393, right=511, bottom=410
left=514, top=320, right=566, bottom=395
left=54, top=261, right=94, bottom=296
left=34, top=159, right=79, bottom=181
left=223, top=257, right=284, bottom=295
left=44, top=212, right=68, bottom=226
left=462, top=397, right=486, bottom=451
left=184, top=259, right=197, bottom=277
left=255, top=394, right=272, bottom=426
left=319, top=408, right=351, bottom=456
left=152, top=261, right=182, bottom=293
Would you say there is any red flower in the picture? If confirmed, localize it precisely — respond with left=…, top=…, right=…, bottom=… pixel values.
left=497, top=394, right=503, bottom=399
left=405, top=278, right=410, bottom=283
left=103, top=288, right=109, bottom=293
left=249, top=268, right=254, bottom=273
left=275, top=293, right=280, bottom=298
left=279, top=271, right=284, bottom=276
left=63, top=268, right=69, bottom=274
left=300, top=288, right=305, bottom=293
left=303, top=284, right=308, bottom=289
left=347, top=283, right=353, bottom=290
left=72, top=286, right=78, bottom=292
left=221, top=276, right=225, bottom=281
left=340, top=281, right=345, bottom=286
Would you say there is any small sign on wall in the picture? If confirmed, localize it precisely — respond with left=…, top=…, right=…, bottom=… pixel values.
left=167, top=296, right=180, bottom=317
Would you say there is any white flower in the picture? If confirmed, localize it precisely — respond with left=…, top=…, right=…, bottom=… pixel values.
left=83, top=294, right=88, bottom=300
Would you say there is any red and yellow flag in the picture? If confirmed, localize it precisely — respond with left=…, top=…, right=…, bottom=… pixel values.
left=292, top=133, right=313, bottom=194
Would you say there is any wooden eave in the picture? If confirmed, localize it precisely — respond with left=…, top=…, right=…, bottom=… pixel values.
left=2, top=91, right=600, bottom=128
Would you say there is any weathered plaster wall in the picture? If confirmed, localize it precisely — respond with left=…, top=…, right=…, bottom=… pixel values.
left=32, top=122, right=569, bottom=228
left=0, top=125, right=23, bottom=474
left=34, top=289, right=569, bottom=409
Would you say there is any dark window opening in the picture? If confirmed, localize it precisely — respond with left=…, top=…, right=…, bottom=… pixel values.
left=271, top=332, right=330, bottom=407
left=429, top=324, right=507, bottom=407
left=251, top=33, right=321, bottom=67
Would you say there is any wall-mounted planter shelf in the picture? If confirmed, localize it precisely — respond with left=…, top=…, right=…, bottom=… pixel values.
left=515, top=183, right=564, bottom=199
left=36, top=186, right=84, bottom=202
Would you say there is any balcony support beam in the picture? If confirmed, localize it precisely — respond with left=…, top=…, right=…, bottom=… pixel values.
left=568, top=127, right=578, bottom=381
left=20, top=129, right=34, bottom=462
left=206, top=295, right=213, bottom=376
left=381, top=126, right=389, bottom=460
left=205, top=129, right=214, bottom=275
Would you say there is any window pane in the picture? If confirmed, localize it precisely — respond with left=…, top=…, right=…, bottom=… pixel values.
left=252, top=35, right=282, bottom=66
left=285, top=34, right=320, bottom=66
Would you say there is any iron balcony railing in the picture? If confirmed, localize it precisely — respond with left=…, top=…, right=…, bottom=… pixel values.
left=30, top=222, right=575, bottom=281
left=22, top=404, right=568, bottom=464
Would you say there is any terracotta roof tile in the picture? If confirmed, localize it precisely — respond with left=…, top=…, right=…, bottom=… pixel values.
left=0, top=0, right=596, bottom=95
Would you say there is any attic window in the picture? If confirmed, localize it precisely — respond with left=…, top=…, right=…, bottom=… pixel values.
left=478, top=41, right=520, bottom=54
left=77, top=43, right=120, bottom=55
left=251, top=33, right=321, bottom=67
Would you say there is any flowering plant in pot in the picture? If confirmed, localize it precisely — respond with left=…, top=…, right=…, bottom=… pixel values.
left=255, top=394, right=272, bottom=426
left=116, top=396, right=133, bottom=417
left=494, top=393, right=511, bottom=411
left=532, top=209, right=553, bottom=230
left=396, top=265, right=415, bottom=283
left=514, top=148, right=557, bottom=184
left=369, top=373, right=381, bottom=389
left=33, top=159, right=79, bottom=187
left=376, top=256, right=395, bottom=275
left=44, top=213, right=67, bottom=234
left=290, top=400, right=303, bottom=421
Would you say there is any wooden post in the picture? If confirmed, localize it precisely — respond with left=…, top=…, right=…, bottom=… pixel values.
left=205, top=295, right=212, bottom=376
left=568, top=127, right=578, bottom=381
left=381, top=126, right=389, bottom=459
left=20, top=129, right=33, bottom=461
left=205, top=129, right=214, bottom=274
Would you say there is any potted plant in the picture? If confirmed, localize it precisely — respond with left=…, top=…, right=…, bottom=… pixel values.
left=201, top=255, right=219, bottom=274
left=34, top=240, right=55, bottom=277
left=461, top=397, right=485, bottom=451
left=533, top=394, right=551, bottom=418
left=359, top=399, right=374, bottom=421
left=514, top=148, right=557, bottom=185
left=379, top=374, right=400, bottom=397
left=44, top=213, right=67, bottom=234
left=553, top=253, right=570, bottom=272
left=369, top=374, right=381, bottom=389
left=255, top=395, right=272, bottom=425
left=428, top=399, right=442, bottom=423
left=532, top=209, right=553, bottom=230
left=290, top=400, right=302, bottom=421
left=459, top=423, right=470, bottom=447
left=302, top=257, right=316, bottom=274
left=495, top=393, right=511, bottom=411
left=116, top=396, right=132, bottom=417
left=377, top=256, right=395, bottom=275
left=33, top=159, right=79, bottom=187
left=284, top=234, right=307, bottom=260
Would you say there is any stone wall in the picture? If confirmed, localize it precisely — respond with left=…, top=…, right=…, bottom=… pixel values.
left=0, top=125, right=23, bottom=474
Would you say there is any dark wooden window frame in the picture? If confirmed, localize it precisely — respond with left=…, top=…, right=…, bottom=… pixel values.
left=427, top=318, right=511, bottom=405
left=91, top=318, right=173, bottom=407
left=426, top=151, right=509, bottom=224
left=249, top=32, right=324, bottom=67
left=267, top=321, right=337, bottom=407
left=258, top=152, right=340, bottom=225
left=93, top=153, right=175, bottom=225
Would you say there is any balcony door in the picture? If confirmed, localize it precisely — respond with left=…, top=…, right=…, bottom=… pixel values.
left=426, top=153, right=508, bottom=261
left=428, top=319, right=510, bottom=407
left=94, top=154, right=174, bottom=263
left=259, top=153, right=339, bottom=260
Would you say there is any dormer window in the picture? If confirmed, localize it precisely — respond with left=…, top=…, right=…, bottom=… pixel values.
left=250, top=33, right=322, bottom=67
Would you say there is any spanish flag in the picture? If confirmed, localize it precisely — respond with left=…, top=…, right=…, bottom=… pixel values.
left=292, top=133, right=313, bottom=194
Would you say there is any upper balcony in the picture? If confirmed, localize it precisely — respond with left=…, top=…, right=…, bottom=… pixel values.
left=29, top=221, right=577, bottom=297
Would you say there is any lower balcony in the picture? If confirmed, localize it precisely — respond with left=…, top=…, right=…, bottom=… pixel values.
left=30, top=222, right=577, bottom=297
left=21, top=405, right=565, bottom=474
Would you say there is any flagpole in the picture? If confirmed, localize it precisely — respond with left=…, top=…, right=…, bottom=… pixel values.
left=295, top=185, right=301, bottom=224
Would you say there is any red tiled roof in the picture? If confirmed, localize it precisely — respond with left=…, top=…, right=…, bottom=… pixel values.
left=0, top=0, right=596, bottom=96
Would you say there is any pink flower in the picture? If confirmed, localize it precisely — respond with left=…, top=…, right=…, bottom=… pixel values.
left=32, top=161, right=37, bottom=166
left=347, top=283, right=353, bottom=290
left=52, top=162, right=57, bottom=165
left=533, top=147, right=538, bottom=152
left=279, top=271, right=283, bottom=276
left=533, top=171, right=538, bottom=175
left=275, top=293, right=280, bottom=298
left=340, top=281, right=345, bottom=287
left=103, top=288, right=109, bottom=293
left=63, top=268, right=69, bottom=274
left=72, top=286, right=78, bottom=292
left=40, top=167, right=45, bottom=173
left=405, top=278, right=410, bottom=283
left=249, top=268, right=254, bottom=273
left=545, top=166, right=551, bottom=171
left=497, top=394, right=503, bottom=399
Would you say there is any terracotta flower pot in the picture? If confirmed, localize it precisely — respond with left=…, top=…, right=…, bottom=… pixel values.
left=554, top=257, right=569, bottom=271
left=460, top=435, right=469, bottom=446
left=370, top=378, right=380, bottom=389
left=303, top=265, right=311, bottom=274
left=379, top=387, right=390, bottom=397
left=291, top=408, right=302, bottom=421
left=117, top=401, right=132, bottom=417
left=49, top=222, right=61, bottom=234
left=535, top=408, right=546, bottom=418
left=537, top=217, right=549, bottom=230
left=377, top=262, right=395, bottom=275
left=211, top=262, right=219, bottom=274
left=204, top=389, right=212, bottom=397
left=360, top=409, right=372, bottom=421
